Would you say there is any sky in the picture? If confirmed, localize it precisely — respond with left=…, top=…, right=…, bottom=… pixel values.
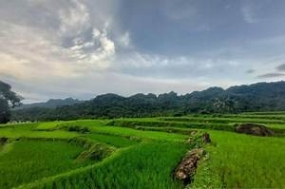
left=1, top=0, right=285, bottom=103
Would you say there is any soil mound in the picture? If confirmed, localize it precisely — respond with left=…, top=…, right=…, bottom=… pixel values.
left=0, top=137, right=8, bottom=145
left=235, top=123, right=274, bottom=136
left=175, top=148, right=205, bottom=184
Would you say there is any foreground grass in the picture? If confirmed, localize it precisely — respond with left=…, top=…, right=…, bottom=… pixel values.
left=2, top=112, right=285, bottom=189
left=23, top=141, right=188, bottom=189
left=192, top=131, right=285, bottom=188
left=0, top=140, right=93, bottom=189
left=0, top=120, right=189, bottom=189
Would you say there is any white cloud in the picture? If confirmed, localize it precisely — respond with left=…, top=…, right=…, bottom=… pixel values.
left=117, top=32, right=131, bottom=48
left=0, top=0, right=118, bottom=80
left=0, top=20, right=86, bottom=78
left=67, top=27, right=115, bottom=69
left=114, top=51, right=248, bottom=80
left=0, top=0, right=120, bottom=102
left=57, top=0, right=116, bottom=68
left=58, top=0, right=90, bottom=37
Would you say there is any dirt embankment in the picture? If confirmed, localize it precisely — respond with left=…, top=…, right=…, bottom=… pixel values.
left=175, top=148, right=206, bottom=184
left=234, top=123, right=274, bottom=136
left=175, top=132, right=210, bottom=185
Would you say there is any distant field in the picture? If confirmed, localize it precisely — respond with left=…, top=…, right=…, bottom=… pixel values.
left=0, top=112, right=285, bottom=188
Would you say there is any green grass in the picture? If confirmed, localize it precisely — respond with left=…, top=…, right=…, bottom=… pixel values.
left=90, top=125, right=187, bottom=142
left=191, top=131, right=285, bottom=188
left=0, top=120, right=191, bottom=188
left=0, top=128, right=78, bottom=139
left=58, top=121, right=187, bottom=142
left=35, top=120, right=109, bottom=131
left=35, top=122, right=62, bottom=130
left=108, top=116, right=285, bottom=134
left=162, top=116, right=285, bottom=125
left=243, top=111, right=285, bottom=115
left=1, top=112, right=285, bottom=189
left=0, top=140, right=14, bottom=155
left=85, top=133, right=140, bottom=148
left=0, top=123, right=78, bottom=139
left=25, top=141, right=189, bottom=189
left=0, top=140, right=94, bottom=189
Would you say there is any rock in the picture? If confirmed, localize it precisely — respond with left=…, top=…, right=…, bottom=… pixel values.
left=202, top=132, right=211, bottom=143
left=235, top=123, right=274, bottom=136
left=175, top=148, right=205, bottom=183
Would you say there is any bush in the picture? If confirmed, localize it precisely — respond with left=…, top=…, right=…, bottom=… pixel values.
left=67, top=125, right=90, bottom=133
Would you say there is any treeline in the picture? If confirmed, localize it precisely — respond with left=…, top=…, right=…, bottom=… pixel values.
left=12, top=81, right=285, bottom=121
left=15, top=98, right=81, bottom=110
left=0, top=81, right=22, bottom=123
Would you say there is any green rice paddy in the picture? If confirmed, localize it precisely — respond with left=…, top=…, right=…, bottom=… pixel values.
left=0, top=112, right=284, bottom=188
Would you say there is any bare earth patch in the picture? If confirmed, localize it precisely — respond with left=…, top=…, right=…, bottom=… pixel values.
left=175, top=148, right=206, bottom=184
left=235, top=123, right=274, bottom=136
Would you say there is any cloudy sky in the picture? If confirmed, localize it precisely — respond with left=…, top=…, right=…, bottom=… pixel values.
left=1, top=0, right=285, bottom=103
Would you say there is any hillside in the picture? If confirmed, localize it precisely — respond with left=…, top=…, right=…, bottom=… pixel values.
left=12, top=81, right=285, bottom=121
left=16, top=98, right=82, bottom=109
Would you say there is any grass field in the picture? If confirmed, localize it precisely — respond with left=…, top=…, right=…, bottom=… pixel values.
left=191, top=131, right=285, bottom=188
left=0, top=140, right=93, bottom=189
left=0, top=112, right=285, bottom=188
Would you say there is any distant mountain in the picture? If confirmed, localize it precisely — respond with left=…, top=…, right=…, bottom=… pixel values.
left=12, top=81, right=285, bottom=121
left=17, top=98, right=82, bottom=109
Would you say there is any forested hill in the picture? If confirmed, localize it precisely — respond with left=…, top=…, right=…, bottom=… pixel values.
left=12, top=81, right=285, bottom=121
left=16, top=98, right=81, bottom=109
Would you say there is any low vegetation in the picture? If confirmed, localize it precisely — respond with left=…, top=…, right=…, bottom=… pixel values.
left=0, top=140, right=93, bottom=189
left=191, top=131, right=285, bottom=188
left=0, top=112, right=284, bottom=188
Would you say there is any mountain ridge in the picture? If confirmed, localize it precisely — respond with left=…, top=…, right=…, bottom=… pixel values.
left=17, top=98, right=82, bottom=109
left=12, top=81, right=285, bottom=121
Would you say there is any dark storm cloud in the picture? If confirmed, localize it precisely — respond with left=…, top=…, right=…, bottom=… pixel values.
left=117, top=0, right=285, bottom=56
left=246, top=69, right=255, bottom=74
left=276, top=64, right=285, bottom=72
left=257, top=73, right=285, bottom=79
left=117, top=0, right=244, bottom=56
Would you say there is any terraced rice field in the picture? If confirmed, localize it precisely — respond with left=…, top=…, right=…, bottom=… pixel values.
left=0, top=112, right=285, bottom=188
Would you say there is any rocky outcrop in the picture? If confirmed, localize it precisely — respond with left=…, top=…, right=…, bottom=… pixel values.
left=175, top=148, right=206, bottom=184
left=235, top=123, right=274, bottom=136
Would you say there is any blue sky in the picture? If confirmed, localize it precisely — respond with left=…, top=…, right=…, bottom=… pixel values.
left=0, top=0, right=285, bottom=103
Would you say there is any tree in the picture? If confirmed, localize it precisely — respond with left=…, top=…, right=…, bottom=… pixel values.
left=0, top=81, right=22, bottom=123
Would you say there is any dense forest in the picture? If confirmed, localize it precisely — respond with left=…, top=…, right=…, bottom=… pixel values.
left=10, top=81, right=285, bottom=122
